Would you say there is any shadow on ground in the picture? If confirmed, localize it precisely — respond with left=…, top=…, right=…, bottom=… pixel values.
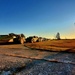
left=0, top=42, right=21, bottom=45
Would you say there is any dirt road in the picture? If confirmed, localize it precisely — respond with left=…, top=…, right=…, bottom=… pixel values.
left=0, top=44, right=75, bottom=75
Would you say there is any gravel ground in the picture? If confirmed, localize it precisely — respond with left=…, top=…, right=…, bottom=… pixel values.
left=16, top=60, right=75, bottom=75
left=0, top=54, right=31, bottom=71
left=16, top=52, right=75, bottom=75
left=0, top=44, right=75, bottom=75
left=44, top=52, right=75, bottom=62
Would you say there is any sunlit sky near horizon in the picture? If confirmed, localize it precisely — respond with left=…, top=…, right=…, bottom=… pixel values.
left=0, top=0, right=75, bottom=39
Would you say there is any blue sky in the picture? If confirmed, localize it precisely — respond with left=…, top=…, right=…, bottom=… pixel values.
left=0, top=0, right=75, bottom=38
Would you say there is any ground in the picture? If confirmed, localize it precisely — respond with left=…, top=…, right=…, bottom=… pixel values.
left=24, top=39, right=75, bottom=52
left=0, top=40, right=75, bottom=75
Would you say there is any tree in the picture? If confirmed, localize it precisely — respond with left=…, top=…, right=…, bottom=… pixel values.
left=56, top=32, right=60, bottom=40
left=20, top=34, right=25, bottom=38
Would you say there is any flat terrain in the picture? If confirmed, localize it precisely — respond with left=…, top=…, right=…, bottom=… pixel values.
left=0, top=40, right=75, bottom=75
left=25, top=39, right=75, bottom=52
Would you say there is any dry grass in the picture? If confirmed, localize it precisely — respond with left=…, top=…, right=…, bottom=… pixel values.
left=24, top=39, right=75, bottom=52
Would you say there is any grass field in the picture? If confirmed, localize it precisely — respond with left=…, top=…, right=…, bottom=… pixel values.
left=24, top=39, right=75, bottom=52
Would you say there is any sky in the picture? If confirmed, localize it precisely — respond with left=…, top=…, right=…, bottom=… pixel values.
left=0, top=0, right=75, bottom=39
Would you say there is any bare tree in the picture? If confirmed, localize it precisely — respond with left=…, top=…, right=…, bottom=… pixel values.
left=56, top=32, right=60, bottom=40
